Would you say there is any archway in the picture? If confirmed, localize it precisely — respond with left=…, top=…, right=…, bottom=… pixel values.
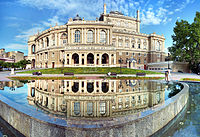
left=31, top=44, right=36, bottom=54
left=72, top=82, right=79, bottom=93
left=31, top=88, right=35, bottom=97
left=102, top=82, right=109, bottom=93
left=87, top=82, right=94, bottom=93
left=32, top=59, right=35, bottom=68
left=72, top=53, right=79, bottom=64
left=102, top=53, right=109, bottom=64
left=87, top=53, right=94, bottom=64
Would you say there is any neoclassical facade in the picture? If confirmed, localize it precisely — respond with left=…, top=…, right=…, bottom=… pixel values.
left=27, top=4, right=165, bottom=69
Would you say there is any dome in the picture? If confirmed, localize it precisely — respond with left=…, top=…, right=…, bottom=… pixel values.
left=110, top=11, right=124, bottom=15
left=73, top=14, right=82, bottom=21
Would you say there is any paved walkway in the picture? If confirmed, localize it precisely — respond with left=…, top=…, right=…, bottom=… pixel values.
left=0, top=71, right=12, bottom=81
left=0, top=70, right=200, bottom=81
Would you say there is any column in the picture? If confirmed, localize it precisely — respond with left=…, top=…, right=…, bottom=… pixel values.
left=94, top=80, right=97, bottom=93
left=97, top=29, right=99, bottom=44
left=94, top=28, right=97, bottom=43
left=84, top=80, right=87, bottom=93
left=43, top=38, right=45, bottom=48
left=99, top=54, right=102, bottom=65
left=68, top=28, right=70, bottom=44
left=94, top=54, right=97, bottom=66
left=84, top=29, right=86, bottom=44
left=110, top=29, right=112, bottom=45
left=83, top=54, right=86, bottom=66
left=79, top=53, right=81, bottom=66
left=78, top=81, right=81, bottom=93
left=55, top=33, right=58, bottom=46
left=82, top=28, right=84, bottom=43
left=114, top=54, right=116, bottom=65
left=69, top=53, right=72, bottom=66
left=109, top=81, right=112, bottom=92
left=58, top=33, right=61, bottom=47
left=109, top=54, right=112, bottom=66
left=71, top=29, right=73, bottom=44
left=107, top=29, right=109, bottom=45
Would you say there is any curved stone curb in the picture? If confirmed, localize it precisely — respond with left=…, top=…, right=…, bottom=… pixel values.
left=0, top=83, right=189, bottom=137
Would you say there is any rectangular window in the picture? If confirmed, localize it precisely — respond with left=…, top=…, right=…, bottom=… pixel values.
left=74, top=102, right=80, bottom=115
left=138, top=44, right=140, bottom=49
left=87, top=102, right=93, bottom=115
left=63, top=40, right=66, bottom=44
left=132, top=43, right=134, bottom=48
left=119, top=42, right=122, bottom=47
left=53, top=40, right=55, bottom=46
left=100, top=102, right=106, bottom=115
left=126, top=43, right=129, bottom=47
left=87, top=30, right=93, bottom=43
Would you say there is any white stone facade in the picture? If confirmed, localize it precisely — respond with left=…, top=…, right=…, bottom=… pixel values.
left=27, top=4, right=165, bottom=69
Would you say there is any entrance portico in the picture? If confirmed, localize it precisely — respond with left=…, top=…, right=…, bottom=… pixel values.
left=64, top=52, right=116, bottom=67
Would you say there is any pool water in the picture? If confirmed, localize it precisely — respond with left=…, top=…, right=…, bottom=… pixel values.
left=163, top=82, right=200, bottom=137
left=0, top=80, right=187, bottom=136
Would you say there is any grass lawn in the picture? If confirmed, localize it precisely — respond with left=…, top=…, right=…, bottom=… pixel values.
left=181, top=78, right=200, bottom=81
left=105, top=76, right=164, bottom=80
left=8, top=76, right=164, bottom=80
left=8, top=76, right=85, bottom=80
left=18, top=67, right=162, bottom=74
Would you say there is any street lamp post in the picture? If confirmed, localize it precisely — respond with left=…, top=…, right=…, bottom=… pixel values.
left=60, top=53, right=65, bottom=74
left=168, top=53, right=170, bottom=69
left=118, top=57, right=123, bottom=74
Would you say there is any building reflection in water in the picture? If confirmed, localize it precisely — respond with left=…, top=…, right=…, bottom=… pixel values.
left=27, top=80, right=166, bottom=118
left=0, top=81, right=24, bottom=90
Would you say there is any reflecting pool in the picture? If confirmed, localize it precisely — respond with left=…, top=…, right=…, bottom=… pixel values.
left=0, top=79, right=186, bottom=136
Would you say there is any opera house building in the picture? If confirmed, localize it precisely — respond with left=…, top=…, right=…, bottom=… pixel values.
left=27, top=4, right=165, bottom=69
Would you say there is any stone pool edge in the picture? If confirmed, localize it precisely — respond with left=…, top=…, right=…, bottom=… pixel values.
left=0, top=83, right=189, bottom=137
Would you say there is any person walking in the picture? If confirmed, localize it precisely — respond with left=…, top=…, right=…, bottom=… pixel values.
left=165, top=70, right=169, bottom=82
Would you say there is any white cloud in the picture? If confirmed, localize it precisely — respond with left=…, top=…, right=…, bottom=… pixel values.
left=15, top=15, right=65, bottom=43
left=17, top=0, right=194, bottom=26
left=15, top=26, right=44, bottom=43
left=41, top=16, right=64, bottom=27
left=141, top=10, right=162, bottom=25
left=4, top=43, right=27, bottom=51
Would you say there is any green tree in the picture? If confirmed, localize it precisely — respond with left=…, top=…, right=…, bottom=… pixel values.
left=169, top=12, right=200, bottom=70
left=18, top=59, right=31, bottom=69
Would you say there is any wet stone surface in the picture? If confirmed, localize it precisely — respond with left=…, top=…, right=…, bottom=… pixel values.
left=163, top=82, right=200, bottom=137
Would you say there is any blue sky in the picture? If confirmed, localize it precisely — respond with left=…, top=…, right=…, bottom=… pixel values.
left=0, top=0, right=199, bottom=56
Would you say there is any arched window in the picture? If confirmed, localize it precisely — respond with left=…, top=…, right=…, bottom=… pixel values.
left=41, top=39, right=44, bottom=48
left=87, top=30, right=93, bottom=43
left=51, top=34, right=55, bottom=46
left=157, top=41, right=161, bottom=51
left=61, top=33, right=67, bottom=44
left=100, top=30, right=106, bottom=43
left=102, top=53, right=109, bottom=64
left=32, top=44, right=36, bottom=54
left=46, top=37, right=49, bottom=47
left=138, top=58, right=141, bottom=64
left=87, top=82, right=94, bottom=93
left=74, top=30, right=80, bottom=43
